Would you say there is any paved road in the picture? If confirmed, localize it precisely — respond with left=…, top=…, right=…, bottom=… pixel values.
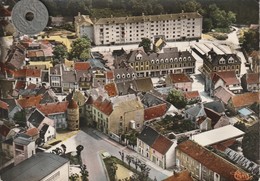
left=47, top=128, right=171, bottom=181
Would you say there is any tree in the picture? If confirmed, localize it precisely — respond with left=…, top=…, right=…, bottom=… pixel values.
left=166, top=89, right=187, bottom=109
left=138, top=38, right=152, bottom=53
left=76, top=145, right=84, bottom=156
left=13, top=110, right=27, bottom=127
left=182, top=0, right=204, bottom=14
left=52, top=45, right=68, bottom=63
left=69, top=37, right=91, bottom=61
left=80, top=164, right=89, bottom=181
left=241, top=29, right=259, bottom=53
left=242, top=130, right=260, bottom=163
left=234, top=122, right=247, bottom=132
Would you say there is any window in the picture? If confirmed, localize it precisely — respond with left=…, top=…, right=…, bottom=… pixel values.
left=188, top=56, right=191, bottom=61
left=127, top=73, right=130, bottom=78
left=183, top=57, right=186, bottom=61
left=117, top=74, right=120, bottom=79
left=122, top=74, right=125, bottom=78
left=132, top=73, right=135, bottom=78
left=156, top=59, right=159, bottom=64
left=165, top=58, right=168, bottom=63
left=179, top=57, right=182, bottom=61
left=151, top=59, right=155, bottom=64
left=170, top=58, right=173, bottom=62
left=160, top=59, right=164, bottom=63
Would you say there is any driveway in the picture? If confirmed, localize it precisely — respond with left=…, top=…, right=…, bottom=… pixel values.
left=47, top=128, right=172, bottom=181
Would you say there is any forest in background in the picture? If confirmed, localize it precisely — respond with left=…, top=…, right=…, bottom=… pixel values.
left=4, top=0, right=259, bottom=25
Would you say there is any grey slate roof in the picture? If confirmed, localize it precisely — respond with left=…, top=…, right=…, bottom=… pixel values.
left=204, top=101, right=225, bottom=114
left=185, top=104, right=203, bottom=117
left=1, top=152, right=69, bottom=181
left=14, top=134, right=33, bottom=145
left=28, top=109, right=45, bottom=128
left=138, top=126, right=159, bottom=146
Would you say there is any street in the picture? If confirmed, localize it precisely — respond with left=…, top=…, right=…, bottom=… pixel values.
left=47, top=128, right=172, bottom=181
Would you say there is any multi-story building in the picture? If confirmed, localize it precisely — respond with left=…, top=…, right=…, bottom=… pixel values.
left=75, top=12, right=203, bottom=45
left=117, top=47, right=196, bottom=77
left=92, top=94, right=144, bottom=135
left=176, top=140, right=251, bottom=181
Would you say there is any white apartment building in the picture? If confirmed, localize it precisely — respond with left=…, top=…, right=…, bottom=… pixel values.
left=75, top=12, right=203, bottom=45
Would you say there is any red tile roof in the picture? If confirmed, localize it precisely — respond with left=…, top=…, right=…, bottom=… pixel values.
left=212, top=139, right=236, bottom=152
left=169, top=73, right=193, bottom=83
left=15, top=81, right=26, bottom=90
left=17, top=95, right=42, bottom=109
left=163, top=170, right=193, bottom=181
left=183, top=91, right=200, bottom=100
left=106, top=71, right=114, bottom=79
left=37, top=102, right=68, bottom=116
left=26, top=83, right=37, bottom=90
left=14, top=69, right=41, bottom=78
left=246, top=73, right=260, bottom=84
left=104, top=83, right=118, bottom=97
left=68, top=99, right=78, bottom=109
left=231, top=92, right=260, bottom=108
left=144, top=103, right=167, bottom=121
left=177, top=140, right=248, bottom=181
left=152, top=135, right=173, bottom=155
left=85, top=96, right=94, bottom=105
left=0, top=100, right=9, bottom=110
left=25, top=128, right=39, bottom=137
left=212, top=71, right=239, bottom=85
left=93, top=96, right=113, bottom=116
left=74, top=62, right=90, bottom=71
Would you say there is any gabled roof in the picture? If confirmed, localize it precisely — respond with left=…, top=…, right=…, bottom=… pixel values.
left=183, top=91, right=200, bottom=100
left=212, top=71, right=239, bottom=85
left=203, top=101, right=225, bottom=114
left=0, top=124, right=11, bottom=137
left=104, top=83, right=118, bottom=97
left=177, top=140, right=248, bottom=180
left=138, top=126, right=159, bottom=146
left=144, top=103, right=167, bottom=121
left=0, top=100, right=9, bottom=110
left=214, top=86, right=235, bottom=105
left=106, top=71, right=114, bottom=79
left=74, top=62, right=91, bottom=71
left=65, top=90, right=87, bottom=107
left=152, top=135, right=173, bottom=155
left=231, top=92, right=260, bottom=108
left=134, top=77, right=154, bottom=92
left=37, top=102, right=68, bottom=116
left=245, top=72, right=260, bottom=84
left=25, top=128, right=39, bottom=137
left=204, top=107, right=221, bottom=127
left=13, top=68, right=41, bottom=78
left=28, top=109, right=46, bottom=128
left=17, top=95, right=42, bottom=109
left=185, top=104, right=204, bottom=117
left=163, top=170, right=193, bottom=181
left=168, top=73, right=193, bottom=84
left=93, top=96, right=113, bottom=116
left=15, top=80, right=26, bottom=90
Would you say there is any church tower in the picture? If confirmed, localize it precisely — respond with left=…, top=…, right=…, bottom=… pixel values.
left=67, top=99, right=79, bottom=131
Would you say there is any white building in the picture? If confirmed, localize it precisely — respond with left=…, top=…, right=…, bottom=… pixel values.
left=75, top=12, right=203, bottom=45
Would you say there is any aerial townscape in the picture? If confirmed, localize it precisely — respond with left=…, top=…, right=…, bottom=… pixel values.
left=0, top=0, right=259, bottom=181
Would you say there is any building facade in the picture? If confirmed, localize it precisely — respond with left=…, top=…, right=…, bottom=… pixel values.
left=67, top=99, right=80, bottom=131
left=75, top=12, right=203, bottom=45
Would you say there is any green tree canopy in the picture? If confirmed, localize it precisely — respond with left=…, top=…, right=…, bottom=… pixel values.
left=241, top=29, right=259, bottom=53
left=53, top=45, right=67, bottom=61
left=69, top=37, right=91, bottom=61
left=138, top=38, right=152, bottom=53
left=242, top=130, right=260, bottom=162
left=182, top=0, right=204, bottom=14
left=13, top=110, right=26, bottom=127
left=166, top=89, right=187, bottom=109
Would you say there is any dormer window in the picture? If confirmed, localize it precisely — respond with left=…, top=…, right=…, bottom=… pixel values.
left=179, top=57, right=182, bottom=61
left=219, top=57, right=225, bottom=64
left=183, top=57, right=186, bottom=61
left=132, top=73, right=135, bottom=78
left=136, top=53, right=142, bottom=60
left=127, top=73, right=130, bottom=78
left=165, top=58, right=168, bottom=63
left=174, top=58, right=178, bottom=62
left=228, top=57, right=234, bottom=63
left=117, top=74, right=120, bottom=79
left=122, top=74, right=125, bottom=78
left=188, top=56, right=191, bottom=61
left=156, top=59, right=159, bottom=64
left=170, top=58, right=173, bottom=62
left=151, top=59, right=155, bottom=64
left=160, top=59, right=164, bottom=63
